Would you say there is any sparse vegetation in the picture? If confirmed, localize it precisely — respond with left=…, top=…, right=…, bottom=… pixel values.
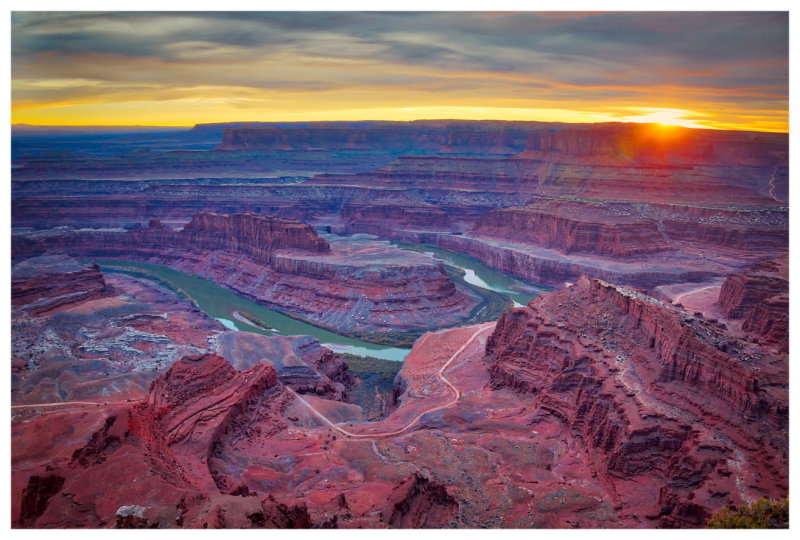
left=707, top=498, right=788, bottom=529
left=337, top=352, right=401, bottom=420
left=236, top=311, right=272, bottom=331
left=337, top=353, right=402, bottom=375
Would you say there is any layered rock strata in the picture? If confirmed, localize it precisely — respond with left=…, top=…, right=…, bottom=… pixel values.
left=13, top=297, right=789, bottom=528
left=216, top=333, right=355, bottom=401
left=520, top=124, right=787, bottom=168
left=11, top=260, right=224, bottom=405
left=718, top=255, right=789, bottom=318
left=139, top=353, right=284, bottom=490
left=305, top=123, right=786, bottom=205
left=472, top=198, right=787, bottom=260
left=473, top=202, right=670, bottom=258
left=12, top=255, right=115, bottom=316
left=215, top=120, right=550, bottom=154
left=12, top=352, right=316, bottom=528
left=718, top=255, right=789, bottom=352
left=13, top=215, right=479, bottom=333
left=485, top=277, right=787, bottom=526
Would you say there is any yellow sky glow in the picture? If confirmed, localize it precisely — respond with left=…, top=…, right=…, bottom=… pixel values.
left=10, top=100, right=788, bottom=133
left=11, top=12, right=787, bottom=134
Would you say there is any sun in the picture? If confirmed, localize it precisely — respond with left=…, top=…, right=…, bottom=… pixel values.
left=618, top=108, right=706, bottom=129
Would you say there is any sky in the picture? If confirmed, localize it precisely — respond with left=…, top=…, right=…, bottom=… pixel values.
left=10, top=11, right=789, bottom=131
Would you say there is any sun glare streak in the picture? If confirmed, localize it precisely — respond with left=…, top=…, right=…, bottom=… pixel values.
left=617, top=108, right=707, bottom=129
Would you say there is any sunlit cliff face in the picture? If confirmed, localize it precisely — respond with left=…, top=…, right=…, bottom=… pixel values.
left=11, top=12, right=788, bottom=132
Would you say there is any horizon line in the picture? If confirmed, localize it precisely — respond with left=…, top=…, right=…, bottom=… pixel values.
left=11, top=119, right=789, bottom=135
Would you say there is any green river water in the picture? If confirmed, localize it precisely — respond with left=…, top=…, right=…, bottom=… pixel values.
left=393, top=242, right=549, bottom=307
left=92, top=245, right=546, bottom=362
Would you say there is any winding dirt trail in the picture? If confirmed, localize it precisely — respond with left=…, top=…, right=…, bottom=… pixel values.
left=13, top=325, right=492, bottom=441
left=11, top=400, right=133, bottom=410
left=672, top=284, right=720, bottom=306
left=289, top=324, right=493, bottom=439
left=767, top=167, right=782, bottom=203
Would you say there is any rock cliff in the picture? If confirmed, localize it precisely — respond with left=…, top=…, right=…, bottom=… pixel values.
left=473, top=201, right=670, bottom=257
left=520, top=123, right=788, bottom=168
left=718, top=255, right=788, bottom=352
left=485, top=277, right=787, bottom=526
left=181, top=212, right=330, bottom=261
left=139, top=353, right=283, bottom=490
left=215, top=120, right=550, bottom=154
left=718, top=255, right=788, bottom=318
left=13, top=216, right=479, bottom=333
left=12, top=255, right=114, bottom=316
left=387, top=473, right=459, bottom=528
left=216, top=333, right=355, bottom=401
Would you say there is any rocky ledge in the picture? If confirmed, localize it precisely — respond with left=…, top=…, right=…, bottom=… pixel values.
left=484, top=276, right=787, bottom=527
left=12, top=254, right=115, bottom=316
left=718, top=255, right=788, bottom=353
left=13, top=215, right=480, bottom=333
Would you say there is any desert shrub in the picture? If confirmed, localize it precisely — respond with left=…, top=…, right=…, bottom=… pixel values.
left=707, top=498, right=788, bottom=529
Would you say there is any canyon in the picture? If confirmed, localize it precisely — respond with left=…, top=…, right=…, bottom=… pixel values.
left=13, top=212, right=482, bottom=336
left=12, top=272, right=787, bottom=528
left=11, top=119, right=788, bottom=529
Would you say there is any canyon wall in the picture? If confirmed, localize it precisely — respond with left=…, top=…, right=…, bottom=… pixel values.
left=484, top=277, right=787, bottom=526
left=469, top=198, right=787, bottom=265
left=718, top=255, right=789, bottom=352
left=215, top=120, right=554, bottom=154
left=473, top=202, right=670, bottom=257
left=436, top=233, right=720, bottom=289
left=520, top=124, right=788, bottom=167
left=12, top=255, right=114, bottom=315
left=12, top=214, right=479, bottom=334
left=180, top=212, right=330, bottom=262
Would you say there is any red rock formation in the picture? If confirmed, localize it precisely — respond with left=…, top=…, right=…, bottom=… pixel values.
left=13, top=219, right=479, bottom=333
left=215, top=120, right=547, bottom=154
left=12, top=255, right=114, bottom=315
left=387, top=473, right=459, bottom=528
left=216, top=333, right=355, bottom=401
left=718, top=255, right=788, bottom=318
left=11, top=188, right=319, bottom=230
left=309, top=155, right=535, bottom=193
left=718, top=255, right=788, bottom=352
left=303, top=124, right=785, bottom=206
left=181, top=211, right=330, bottom=261
left=742, top=294, right=788, bottom=353
left=437, top=233, right=722, bottom=289
left=134, top=353, right=284, bottom=492
left=12, top=211, right=329, bottom=263
left=12, top=306, right=788, bottom=529
left=340, top=203, right=454, bottom=237
left=485, top=277, right=787, bottom=526
left=520, top=124, right=788, bottom=168
left=427, top=195, right=787, bottom=289
left=11, top=351, right=323, bottom=528
left=17, top=475, right=65, bottom=528
left=12, top=271, right=224, bottom=404
left=473, top=201, right=670, bottom=257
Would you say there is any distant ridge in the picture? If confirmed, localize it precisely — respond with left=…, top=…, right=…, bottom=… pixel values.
left=12, top=124, right=188, bottom=135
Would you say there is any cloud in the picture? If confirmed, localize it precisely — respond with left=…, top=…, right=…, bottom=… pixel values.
left=10, top=11, right=788, bottom=130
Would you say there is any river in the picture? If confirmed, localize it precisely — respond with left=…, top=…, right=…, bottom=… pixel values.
left=393, top=242, right=549, bottom=307
left=92, top=245, right=546, bottom=362
left=93, top=259, right=410, bottom=361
